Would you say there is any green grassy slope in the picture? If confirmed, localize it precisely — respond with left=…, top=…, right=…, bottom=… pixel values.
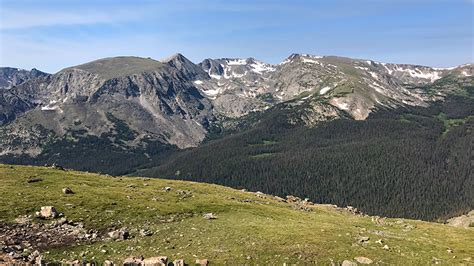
left=0, top=164, right=472, bottom=264
left=64, top=56, right=163, bottom=80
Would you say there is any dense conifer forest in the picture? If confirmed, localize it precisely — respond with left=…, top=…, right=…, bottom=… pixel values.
left=138, top=91, right=474, bottom=221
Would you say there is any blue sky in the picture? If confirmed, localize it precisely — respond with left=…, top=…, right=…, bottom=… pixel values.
left=0, top=0, right=472, bottom=73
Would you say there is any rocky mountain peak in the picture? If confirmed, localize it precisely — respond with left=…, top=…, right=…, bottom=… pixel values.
left=0, top=67, right=50, bottom=89
left=162, top=53, right=209, bottom=80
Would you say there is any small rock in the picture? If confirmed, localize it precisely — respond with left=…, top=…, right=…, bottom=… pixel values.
left=342, top=260, right=357, bottom=266
left=195, top=259, right=209, bottom=266
left=36, top=206, right=58, bottom=219
left=27, top=177, right=43, bottom=183
left=139, top=228, right=153, bottom=237
left=104, top=260, right=114, bottom=266
left=383, top=245, right=390, bottom=250
left=355, top=256, right=373, bottom=264
left=357, top=236, right=370, bottom=243
left=447, top=248, right=453, bottom=253
left=173, top=259, right=185, bottom=266
left=56, top=217, right=68, bottom=226
left=108, top=228, right=129, bottom=240
left=62, top=187, right=74, bottom=194
left=203, top=213, right=217, bottom=220
left=28, top=250, right=41, bottom=262
left=164, top=186, right=172, bottom=191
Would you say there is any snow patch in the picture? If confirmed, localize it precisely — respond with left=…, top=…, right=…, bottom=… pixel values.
left=41, top=105, right=59, bottom=111
left=226, top=59, right=247, bottom=65
left=201, top=88, right=220, bottom=99
left=301, top=54, right=323, bottom=59
left=194, top=80, right=204, bottom=85
left=250, top=61, right=275, bottom=74
left=462, top=70, right=472, bottom=77
left=302, top=58, right=321, bottom=64
left=369, top=72, right=379, bottom=79
left=319, top=86, right=332, bottom=95
left=279, top=58, right=291, bottom=65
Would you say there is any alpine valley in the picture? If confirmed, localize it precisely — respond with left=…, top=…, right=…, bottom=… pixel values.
left=1, top=53, right=473, bottom=221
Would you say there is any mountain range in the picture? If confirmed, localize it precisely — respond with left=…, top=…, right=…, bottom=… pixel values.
left=1, top=53, right=471, bottom=151
left=0, top=53, right=472, bottom=220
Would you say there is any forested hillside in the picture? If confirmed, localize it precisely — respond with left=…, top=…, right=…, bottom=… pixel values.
left=137, top=87, right=474, bottom=221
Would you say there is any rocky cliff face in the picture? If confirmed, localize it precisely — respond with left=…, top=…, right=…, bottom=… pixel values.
left=0, top=53, right=472, bottom=157
left=0, top=55, right=215, bottom=156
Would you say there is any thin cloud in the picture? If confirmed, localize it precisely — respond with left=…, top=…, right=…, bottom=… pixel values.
left=0, top=4, right=157, bottom=30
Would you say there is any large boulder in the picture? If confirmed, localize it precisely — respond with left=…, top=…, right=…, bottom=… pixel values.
left=173, top=259, right=185, bottom=266
left=203, top=213, right=217, bottom=220
left=355, top=257, right=373, bottom=264
left=62, top=187, right=74, bottom=194
left=123, top=256, right=143, bottom=266
left=195, top=259, right=209, bottom=265
left=342, top=260, right=357, bottom=266
left=143, top=256, right=167, bottom=266
left=36, top=206, right=58, bottom=219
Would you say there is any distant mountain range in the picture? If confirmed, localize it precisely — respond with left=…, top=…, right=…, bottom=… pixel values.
left=0, top=53, right=472, bottom=153
left=0, top=53, right=472, bottom=220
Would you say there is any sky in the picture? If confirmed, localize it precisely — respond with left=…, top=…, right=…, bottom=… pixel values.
left=0, top=0, right=473, bottom=73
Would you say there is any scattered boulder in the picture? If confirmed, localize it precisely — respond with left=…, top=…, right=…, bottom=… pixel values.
left=285, top=195, right=313, bottom=211
left=36, top=206, right=58, bottom=219
left=346, top=206, right=362, bottom=215
left=447, top=210, right=474, bottom=229
left=176, top=189, right=192, bottom=199
left=383, top=245, right=390, bottom=250
left=164, top=186, right=172, bottom=192
left=173, top=259, right=185, bottom=266
left=203, top=213, right=217, bottom=220
left=108, top=228, right=129, bottom=240
left=139, top=228, right=154, bottom=237
left=342, top=260, right=357, bottom=266
left=195, top=259, right=209, bottom=265
left=143, top=256, right=167, bottom=266
left=357, top=236, right=370, bottom=243
left=355, top=257, right=373, bottom=264
left=51, top=163, right=65, bottom=170
left=51, top=217, right=68, bottom=227
left=14, top=215, right=32, bottom=224
left=123, top=256, right=144, bottom=266
left=27, top=250, right=42, bottom=264
left=62, top=187, right=74, bottom=194
left=27, top=177, right=43, bottom=183
left=274, top=196, right=286, bottom=202
left=104, top=260, right=114, bottom=266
